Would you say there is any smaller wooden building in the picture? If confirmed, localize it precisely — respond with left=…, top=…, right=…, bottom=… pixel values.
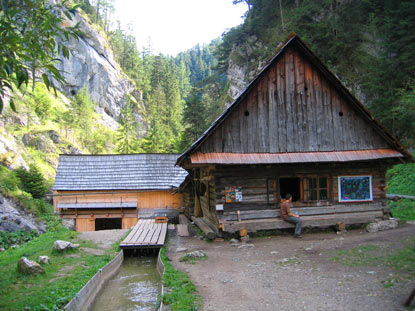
left=177, top=34, right=412, bottom=235
left=53, top=154, right=187, bottom=232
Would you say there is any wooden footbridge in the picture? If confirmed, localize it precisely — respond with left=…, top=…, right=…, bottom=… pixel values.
left=120, top=219, right=167, bottom=250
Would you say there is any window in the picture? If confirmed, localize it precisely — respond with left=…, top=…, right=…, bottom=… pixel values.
left=267, top=176, right=330, bottom=204
left=303, top=177, right=328, bottom=201
left=338, top=176, right=372, bottom=202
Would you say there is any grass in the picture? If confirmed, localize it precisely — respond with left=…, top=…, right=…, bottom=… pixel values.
left=0, top=228, right=118, bottom=311
left=160, top=246, right=202, bottom=311
left=389, top=199, right=415, bottom=221
left=179, top=253, right=208, bottom=264
left=329, top=237, right=415, bottom=287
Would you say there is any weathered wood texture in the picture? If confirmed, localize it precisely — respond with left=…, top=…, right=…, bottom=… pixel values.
left=191, top=216, right=216, bottom=240
left=223, top=211, right=384, bottom=233
left=200, top=46, right=389, bottom=153
left=219, top=202, right=385, bottom=222
left=120, top=219, right=167, bottom=249
left=214, top=163, right=387, bottom=207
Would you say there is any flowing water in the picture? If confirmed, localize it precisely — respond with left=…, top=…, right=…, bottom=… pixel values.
left=90, top=256, right=161, bottom=311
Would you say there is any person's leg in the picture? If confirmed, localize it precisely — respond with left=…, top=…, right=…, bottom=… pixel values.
left=285, top=216, right=302, bottom=236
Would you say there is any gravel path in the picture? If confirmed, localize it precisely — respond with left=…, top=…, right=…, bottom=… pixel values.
left=168, top=224, right=415, bottom=311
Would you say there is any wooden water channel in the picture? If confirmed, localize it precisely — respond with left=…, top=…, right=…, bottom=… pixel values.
left=120, top=219, right=167, bottom=250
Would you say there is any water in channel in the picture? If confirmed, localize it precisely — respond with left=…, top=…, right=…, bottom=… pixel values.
left=90, top=256, right=161, bottom=311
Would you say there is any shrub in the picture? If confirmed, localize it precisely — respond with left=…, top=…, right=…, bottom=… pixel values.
left=0, top=230, right=39, bottom=249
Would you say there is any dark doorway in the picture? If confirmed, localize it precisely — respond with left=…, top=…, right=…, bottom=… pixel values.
left=279, top=177, right=301, bottom=202
left=95, top=218, right=122, bottom=231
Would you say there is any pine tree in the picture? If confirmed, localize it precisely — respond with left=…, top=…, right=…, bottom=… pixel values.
left=116, top=98, right=139, bottom=154
left=16, top=165, right=47, bottom=199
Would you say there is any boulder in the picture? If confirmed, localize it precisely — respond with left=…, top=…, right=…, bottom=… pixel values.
left=366, top=219, right=399, bottom=233
left=0, top=247, right=5, bottom=252
left=38, top=256, right=50, bottom=265
left=53, top=240, right=79, bottom=252
left=18, top=257, right=44, bottom=275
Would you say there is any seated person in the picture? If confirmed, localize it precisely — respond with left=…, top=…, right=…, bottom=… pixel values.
left=280, top=193, right=302, bottom=238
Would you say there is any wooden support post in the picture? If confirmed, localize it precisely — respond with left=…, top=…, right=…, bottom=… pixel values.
left=191, top=216, right=216, bottom=240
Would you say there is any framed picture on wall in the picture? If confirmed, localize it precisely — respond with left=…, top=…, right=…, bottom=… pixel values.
left=338, top=176, right=373, bottom=202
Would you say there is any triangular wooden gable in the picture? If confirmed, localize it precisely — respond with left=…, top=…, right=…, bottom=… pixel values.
left=178, top=34, right=410, bottom=165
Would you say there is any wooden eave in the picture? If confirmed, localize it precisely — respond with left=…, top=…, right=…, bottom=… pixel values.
left=176, top=33, right=412, bottom=166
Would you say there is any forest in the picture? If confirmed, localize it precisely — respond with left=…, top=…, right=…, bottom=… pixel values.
left=0, top=0, right=414, bottom=155
left=96, top=0, right=415, bottom=152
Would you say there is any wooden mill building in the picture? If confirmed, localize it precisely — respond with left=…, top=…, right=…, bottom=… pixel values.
left=177, top=33, right=412, bottom=235
left=53, top=154, right=187, bottom=232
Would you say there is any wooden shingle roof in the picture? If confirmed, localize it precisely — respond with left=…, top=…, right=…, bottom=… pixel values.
left=53, top=154, right=188, bottom=191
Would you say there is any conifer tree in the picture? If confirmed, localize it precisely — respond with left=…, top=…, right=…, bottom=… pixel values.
left=116, top=98, right=139, bottom=154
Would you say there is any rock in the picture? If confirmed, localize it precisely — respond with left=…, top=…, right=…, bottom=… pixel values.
left=176, top=247, right=188, bottom=253
left=366, top=220, right=398, bottom=233
left=241, top=235, right=251, bottom=243
left=10, top=244, right=19, bottom=249
left=56, top=8, right=135, bottom=129
left=238, top=244, right=255, bottom=249
left=47, top=130, right=61, bottom=144
left=38, top=256, right=50, bottom=265
left=185, top=250, right=207, bottom=258
left=18, top=257, right=44, bottom=275
left=230, top=238, right=239, bottom=244
left=0, top=247, right=5, bottom=252
left=53, top=240, right=78, bottom=252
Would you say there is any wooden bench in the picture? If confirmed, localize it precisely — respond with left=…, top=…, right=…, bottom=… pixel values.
left=218, top=203, right=386, bottom=233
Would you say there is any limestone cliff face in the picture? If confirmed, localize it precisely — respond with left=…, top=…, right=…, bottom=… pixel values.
left=226, top=36, right=266, bottom=101
left=57, top=10, right=133, bottom=129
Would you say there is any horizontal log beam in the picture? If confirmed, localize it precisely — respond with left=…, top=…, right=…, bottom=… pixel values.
left=222, top=211, right=384, bottom=233
left=191, top=216, right=216, bottom=240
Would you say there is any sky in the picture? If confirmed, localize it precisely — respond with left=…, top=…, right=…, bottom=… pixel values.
left=113, top=0, right=247, bottom=56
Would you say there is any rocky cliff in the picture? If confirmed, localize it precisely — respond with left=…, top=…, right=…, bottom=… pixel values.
left=58, top=10, right=133, bottom=129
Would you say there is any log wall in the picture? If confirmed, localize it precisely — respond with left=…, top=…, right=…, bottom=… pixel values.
left=214, top=162, right=388, bottom=211
left=201, top=46, right=389, bottom=153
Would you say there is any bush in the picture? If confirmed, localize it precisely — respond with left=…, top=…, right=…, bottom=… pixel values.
left=0, top=166, right=20, bottom=194
left=0, top=230, right=39, bottom=249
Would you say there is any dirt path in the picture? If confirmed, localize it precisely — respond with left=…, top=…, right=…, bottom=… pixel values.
left=78, top=229, right=128, bottom=249
left=168, top=224, right=415, bottom=311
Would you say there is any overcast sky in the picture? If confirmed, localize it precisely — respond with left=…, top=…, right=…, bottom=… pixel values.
left=113, top=0, right=247, bottom=56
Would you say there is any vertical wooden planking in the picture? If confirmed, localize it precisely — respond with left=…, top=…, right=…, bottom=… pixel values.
left=313, top=70, right=324, bottom=151
left=269, top=64, right=278, bottom=152
left=294, top=51, right=306, bottom=151
left=308, top=61, right=319, bottom=151
left=76, top=218, right=95, bottom=232
left=321, top=79, right=331, bottom=151
left=327, top=87, right=336, bottom=151
left=285, top=50, right=295, bottom=152
left=277, top=55, right=287, bottom=152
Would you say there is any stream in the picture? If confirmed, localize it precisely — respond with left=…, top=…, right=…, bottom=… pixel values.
left=90, top=256, right=161, bottom=311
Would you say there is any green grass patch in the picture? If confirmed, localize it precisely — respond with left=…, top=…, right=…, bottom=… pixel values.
left=160, top=247, right=202, bottom=310
left=179, top=253, right=207, bottom=264
left=329, top=238, right=415, bottom=287
left=0, top=228, right=118, bottom=311
left=389, top=199, right=415, bottom=221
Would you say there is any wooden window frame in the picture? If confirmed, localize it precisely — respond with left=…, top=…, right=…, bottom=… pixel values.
left=267, top=175, right=331, bottom=205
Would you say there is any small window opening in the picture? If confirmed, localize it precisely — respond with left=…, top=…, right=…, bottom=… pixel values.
left=95, top=218, right=122, bottom=231
left=244, top=111, right=250, bottom=116
left=339, top=111, right=343, bottom=117
left=279, top=177, right=300, bottom=202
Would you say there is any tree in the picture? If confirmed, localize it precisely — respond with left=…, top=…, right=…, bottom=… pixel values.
left=180, top=88, right=208, bottom=150
left=116, top=98, right=139, bottom=154
left=16, top=164, right=47, bottom=199
left=0, top=0, right=81, bottom=112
